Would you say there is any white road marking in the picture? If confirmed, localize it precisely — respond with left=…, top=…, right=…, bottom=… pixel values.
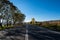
left=25, top=24, right=28, bottom=40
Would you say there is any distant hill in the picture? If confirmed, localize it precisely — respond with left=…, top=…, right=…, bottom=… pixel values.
left=40, top=20, right=60, bottom=26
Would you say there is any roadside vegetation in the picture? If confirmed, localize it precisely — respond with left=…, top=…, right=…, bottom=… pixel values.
left=29, top=21, right=60, bottom=32
left=0, top=0, right=25, bottom=30
left=41, top=24, right=60, bottom=32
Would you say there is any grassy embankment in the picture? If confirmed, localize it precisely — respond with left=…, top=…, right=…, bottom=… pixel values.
left=31, top=24, right=60, bottom=32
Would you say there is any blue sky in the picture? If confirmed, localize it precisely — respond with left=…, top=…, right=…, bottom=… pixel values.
left=9, top=0, right=60, bottom=22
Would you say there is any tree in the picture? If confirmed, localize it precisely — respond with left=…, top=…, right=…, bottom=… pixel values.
left=13, top=13, right=25, bottom=24
left=0, top=0, right=25, bottom=27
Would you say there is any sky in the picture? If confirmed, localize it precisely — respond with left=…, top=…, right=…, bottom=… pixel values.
left=9, top=0, right=60, bottom=22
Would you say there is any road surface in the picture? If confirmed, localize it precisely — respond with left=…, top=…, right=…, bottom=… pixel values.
left=0, top=24, right=60, bottom=40
left=27, top=24, right=60, bottom=40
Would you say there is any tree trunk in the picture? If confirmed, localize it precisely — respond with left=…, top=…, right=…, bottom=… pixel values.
left=7, top=19, right=8, bottom=27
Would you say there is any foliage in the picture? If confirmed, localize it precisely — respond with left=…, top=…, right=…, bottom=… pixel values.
left=0, top=0, right=25, bottom=27
left=13, top=13, right=25, bottom=24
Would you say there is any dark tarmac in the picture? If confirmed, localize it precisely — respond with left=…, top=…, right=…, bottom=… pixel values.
left=0, top=24, right=60, bottom=40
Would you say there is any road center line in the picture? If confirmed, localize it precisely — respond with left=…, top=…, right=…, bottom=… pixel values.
left=25, top=24, right=28, bottom=40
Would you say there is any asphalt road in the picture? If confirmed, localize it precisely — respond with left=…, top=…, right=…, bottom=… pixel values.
left=0, top=24, right=60, bottom=40
left=0, top=26, right=26, bottom=40
left=27, top=24, right=60, bottom=40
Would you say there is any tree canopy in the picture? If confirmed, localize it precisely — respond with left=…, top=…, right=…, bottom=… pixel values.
left=0, top=0, right=25, bottom=26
